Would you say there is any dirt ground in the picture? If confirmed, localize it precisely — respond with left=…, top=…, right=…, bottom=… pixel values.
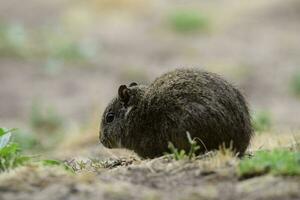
left=0, top=152, right=299, bottom=200
left=0, top=0, right=300, bottom=199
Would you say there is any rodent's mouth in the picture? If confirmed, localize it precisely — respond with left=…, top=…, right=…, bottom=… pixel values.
left=100, top=137, right=113, bottom=149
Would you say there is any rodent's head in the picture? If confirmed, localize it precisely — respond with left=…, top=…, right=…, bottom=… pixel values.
left=100, top=82, right=145, bottom=149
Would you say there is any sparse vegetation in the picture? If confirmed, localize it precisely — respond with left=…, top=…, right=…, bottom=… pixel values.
left=0, top=127, right=73, bottom=173
left=167, top=132, right=200, bottom=160
left=42, top=159, right=74, bottom=173
left=0, top=23, right=28, bottom=58
left=0, top=22, right=99, bottom=63
left=65, top=158, right=134, bottom=172
left=238, top=149, right=300, bottom=178
left=290, top=71, right=300, bottom=97
left=0, top=128, right=31, bottom=172
left=168, top=9, right=209, bottom=33
left=1, top=0, right=300, bottom=199
left=252, top=110, right=272, bottom=132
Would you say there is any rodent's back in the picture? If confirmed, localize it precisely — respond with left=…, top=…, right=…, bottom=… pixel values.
left=130, top=69, right=252, bottom=158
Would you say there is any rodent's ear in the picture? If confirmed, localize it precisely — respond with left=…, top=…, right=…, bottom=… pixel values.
left=129, top=82, right=138, bottom=87
left=118, top=85, right=130, bottom=105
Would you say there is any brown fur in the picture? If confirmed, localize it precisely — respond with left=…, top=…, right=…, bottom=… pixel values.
left=100, top=68, right=253, bottom=158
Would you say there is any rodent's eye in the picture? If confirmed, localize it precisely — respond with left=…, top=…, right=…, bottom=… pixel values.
left=105, top=112, right=115, bottom=123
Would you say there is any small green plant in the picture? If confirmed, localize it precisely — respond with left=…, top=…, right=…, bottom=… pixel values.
left=167, top=132, right=200, bottom=160
left=290, top=71, right=300, bottom=97
left=168, top=9, right=209, bottom=33
left=252, top=110, right=272, bottom=132
left=42, top=159, right=74, bottom=173
left=238, top=149, right=300, bottom=178
left=0, top=127, right=74, bottom=173
left=167, top=142, right=188, bottom=160
left=0, top=128, right=31, bottom=172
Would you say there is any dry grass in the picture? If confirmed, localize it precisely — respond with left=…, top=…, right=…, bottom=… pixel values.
left=249, top=131, right=300, bottom=152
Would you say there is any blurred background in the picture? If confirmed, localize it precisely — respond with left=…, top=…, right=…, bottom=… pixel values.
left=0, top=0, right=300, bottom=157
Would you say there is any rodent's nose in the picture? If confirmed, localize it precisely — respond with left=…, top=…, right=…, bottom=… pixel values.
left=99, top=130, right=105, bottom=143
left=100, top=136, right=112, bottom=148
left=100, top=136, right=105, bottom=144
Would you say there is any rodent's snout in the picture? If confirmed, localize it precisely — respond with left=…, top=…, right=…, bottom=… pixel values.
left=100, top=136, right=113, bottom=149
left=99, top=129, right=109, bottom=148
left=99, top=128, right=114, bottom=149
left=99, top=136, right=104, bottom=144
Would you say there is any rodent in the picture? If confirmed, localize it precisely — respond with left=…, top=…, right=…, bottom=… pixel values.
left=100, top=68, right=253, bottom=158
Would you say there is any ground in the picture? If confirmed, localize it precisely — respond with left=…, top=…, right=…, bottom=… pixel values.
left=0, top=0, right=300, bottom=199
left=0, top=149, right=299, bottom=200
left=1, top=131, right=299, bottom=200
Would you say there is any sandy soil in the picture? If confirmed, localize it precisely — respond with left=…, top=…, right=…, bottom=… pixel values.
left=0, top=0, right=300, bottom=199
left=0, top=154, right=299, bottom=200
